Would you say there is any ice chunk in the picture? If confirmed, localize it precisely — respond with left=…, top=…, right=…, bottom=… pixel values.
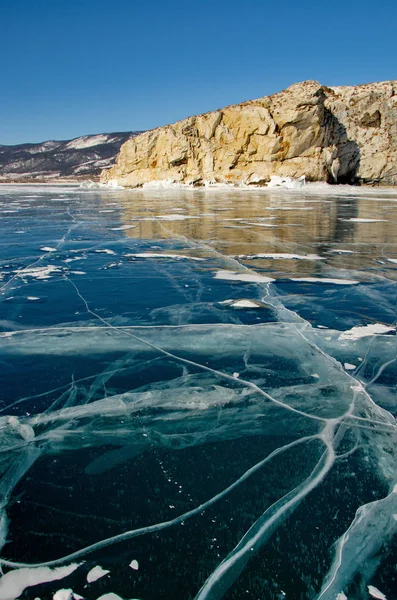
left=142, top=179, right=182, bottom=189
left=267, top=175, right=306, bottom=189
left=129, top=560, right=139, bottom=570
left=106, top=179, right=125, bottom=189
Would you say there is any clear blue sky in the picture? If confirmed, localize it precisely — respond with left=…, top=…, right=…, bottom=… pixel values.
left=2, top=0, right=396, bottom=145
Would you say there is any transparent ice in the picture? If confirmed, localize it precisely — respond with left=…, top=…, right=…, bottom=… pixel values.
left=0, top=184, right=395, bottom=599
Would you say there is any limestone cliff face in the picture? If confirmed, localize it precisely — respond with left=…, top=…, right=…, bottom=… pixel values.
left=101, top=80, right=397, bottom=187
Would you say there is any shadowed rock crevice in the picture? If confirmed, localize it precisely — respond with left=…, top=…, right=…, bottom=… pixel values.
left=323, top=108, right=361, bottom=185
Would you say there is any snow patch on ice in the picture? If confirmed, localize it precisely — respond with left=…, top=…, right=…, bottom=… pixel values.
left=240, top=222, right=278, bottom=228
left=87, top=565, right=110, bottom=583
left=368, top=585, right=387, bottom=600
left=235, top=253, right=324, bottom=261
left=14, top=265, right=61, bottom=280
left=0, top=564, right=79, bottom=600
left=214, top=270, right=274, bottom=283
left=155, top=214, right=197, bottom=221
left=129, top=559, right=139, bottom=571
left=339, top=218, right=388, bottom=223
left=53, top=591, right=83, bottom=600
left=220, top=299, right=266, bottom=309
left=64, top=257, right=87, bottom=263
left=289, top=277, right=359, bottom=285
left=110, top=225, right=136, bottom=231
left=331, top=249, right=355, bottom=254
left=96, top=595, right=134, bottom=600
left=53, top=591, right=72, bottom=600
left=339, top=324, right=395, bottom=341
left=265, top=206, right=313, bottom=211
left=125, top=253, right=204, bottom=261
left=40, top=247, right=57, bottom=252
left=344, top=363, right=356, bottom=371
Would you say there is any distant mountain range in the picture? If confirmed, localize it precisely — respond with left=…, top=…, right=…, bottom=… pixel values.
left=0, top=132, right=141, bottom=182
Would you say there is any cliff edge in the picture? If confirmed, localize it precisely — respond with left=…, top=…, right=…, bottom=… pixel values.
left=101, top=80, right=397, bottom=187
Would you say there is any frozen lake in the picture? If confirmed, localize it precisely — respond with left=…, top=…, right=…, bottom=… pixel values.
left=0, top=184, right=396, bottom=600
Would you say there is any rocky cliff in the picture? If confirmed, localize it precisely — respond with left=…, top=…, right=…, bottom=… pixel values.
left=101, top=80, right=397, bottom=188
left=0, top=132, right=141, bottom=182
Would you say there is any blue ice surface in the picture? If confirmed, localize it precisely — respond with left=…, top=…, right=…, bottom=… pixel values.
left=0, top=184, right=395, bottom=600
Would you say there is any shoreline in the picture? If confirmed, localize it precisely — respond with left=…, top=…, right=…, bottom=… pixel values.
left=1, top=180, right=397, bottom=197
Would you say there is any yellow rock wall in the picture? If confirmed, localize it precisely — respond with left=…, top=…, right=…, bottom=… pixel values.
left=101, top=80, right=397, bottom=187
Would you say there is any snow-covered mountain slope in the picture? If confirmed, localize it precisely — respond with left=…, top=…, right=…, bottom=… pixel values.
left=0, top=132, right=141, bottom=182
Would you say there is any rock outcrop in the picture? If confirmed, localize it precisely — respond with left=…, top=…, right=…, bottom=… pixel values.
left=101, top=80, right=397, bottom=187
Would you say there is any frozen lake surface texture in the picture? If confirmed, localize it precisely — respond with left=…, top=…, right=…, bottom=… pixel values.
left=0, top=184, right=396, bottom=600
